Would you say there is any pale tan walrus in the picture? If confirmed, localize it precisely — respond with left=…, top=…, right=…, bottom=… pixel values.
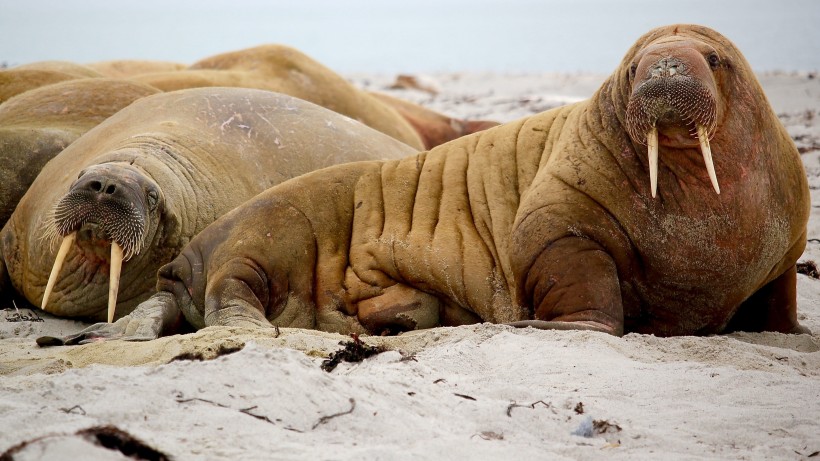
left=130, top=44, right=498, bottom=150
left=43, top=24, right=809, bottom=344
left=0, top=48, right=493, bottom=227
left=0, top=87, right=414, bottom=324
left=87, top=60, right=187, bottom=78
left=0, top=61, right=104, bottom=104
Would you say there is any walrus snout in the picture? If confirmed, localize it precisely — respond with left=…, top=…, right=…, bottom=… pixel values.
left=625, top=40, right=722, bottom=197
left=51, top=169, right=151, bottom=259
left=41, top=163, right=161, bottom=322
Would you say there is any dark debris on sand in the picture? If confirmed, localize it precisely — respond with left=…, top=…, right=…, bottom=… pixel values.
left=169, top=342, right=245, bottom=363
left=797, top=260, right=819, bottom=279
left=0, top=425, right=171, bottom=461
left=2, top=302, right=44, bottom=323
left=321, top=333, right=386, bottom=372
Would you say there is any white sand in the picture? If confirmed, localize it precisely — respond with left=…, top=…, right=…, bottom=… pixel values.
left=1, top=72, right=819, bottom=460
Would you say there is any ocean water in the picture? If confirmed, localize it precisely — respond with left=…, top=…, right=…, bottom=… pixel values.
left=1, top=0, right=818, bottom=73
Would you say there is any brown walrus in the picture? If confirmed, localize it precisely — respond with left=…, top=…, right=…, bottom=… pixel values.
left=86, top=60, right=187, bottom=78
left=45, top=24, right=809, bottom=344
left=0, top=62, right=105, bottom=104
left=366, top=91, right=500, bottom=150
left=3, top=47, right=496, bottom=152
left=0, top=48, right=489, bottom=228
left=131, top=44, right=497, bottom=150
left=1, top=87, right=414, bottom=324
left=0, top=78, right=161, bottom=228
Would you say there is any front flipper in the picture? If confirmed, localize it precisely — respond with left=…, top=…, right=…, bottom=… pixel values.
left=36, top=291, right=184, bottom=346
left=202, top=257, right=284, bottom=330
left=724, top=265, right=810, bottom=334
left=507, top=320, right=613, bottom=332
left=515, top=237, right=624, bottom=336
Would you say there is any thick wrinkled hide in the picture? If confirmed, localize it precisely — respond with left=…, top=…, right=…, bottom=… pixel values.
left=1, top=88, right=414, bottom=321
left=58, top=25, right=809, bottom=342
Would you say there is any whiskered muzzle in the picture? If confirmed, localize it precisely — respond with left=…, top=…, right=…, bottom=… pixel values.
left=40, top=190, right=148, bottom=322
left=626, top=75, right=720, bottom=197
left=48, top=190, right=146, bottom=259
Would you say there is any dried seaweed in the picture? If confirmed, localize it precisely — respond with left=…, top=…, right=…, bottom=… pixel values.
left=797, top=260, right=819, bottom=279
left=321, top=334, right=385, bottom=372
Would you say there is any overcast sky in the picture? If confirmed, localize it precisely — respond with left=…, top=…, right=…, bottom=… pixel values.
left=1, top=0, right=818, bottom=73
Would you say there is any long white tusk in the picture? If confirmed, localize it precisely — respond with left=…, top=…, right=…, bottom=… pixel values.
left=42, top=231, right=76, bottom=310
left=697, top=124, right=720, bottom=194
left=108, top=242, right=124, bottom=323
left=647, top=125, right=659, bottom=198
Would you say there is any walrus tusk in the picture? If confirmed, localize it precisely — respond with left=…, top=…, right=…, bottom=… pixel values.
left=697, top=124, right=720, bottom=194
left=647, top=125, right=659, bottom=198
left=108, top=242, right=124, bottom=323
left=41, top=231, right=77, bottom=310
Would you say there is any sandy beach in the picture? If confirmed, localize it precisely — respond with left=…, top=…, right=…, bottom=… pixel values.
left=1, top=71, right=819, bottom=460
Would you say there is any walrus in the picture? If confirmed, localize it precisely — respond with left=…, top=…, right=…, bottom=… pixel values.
left=1, top=87, right=414, bottom=324
left=366, top=91, right=500, bottom=150
left=87, top=60, right=187, bottom=78
left=130, top=44, right=496, bottom=150
left=9, top=61, right=103, bottom=78
left=0, top=62, right=104, bottom=104
left=0, top=78, right=161, bottom=227
left=43, top=24, right=809, bottom=344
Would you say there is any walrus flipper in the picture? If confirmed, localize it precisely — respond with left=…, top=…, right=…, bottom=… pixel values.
left=724, top=265, right=810, bottom=334
left=514, top=237, right=625, bottom=336
left=37, top=292, right=183, bottom=346
left=200, top=258, right=282, bottom=330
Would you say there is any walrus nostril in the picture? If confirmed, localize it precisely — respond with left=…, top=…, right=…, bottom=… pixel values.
left=81, top=178, right=118, bottom=195
left=649, top=57, right=686, bottom=78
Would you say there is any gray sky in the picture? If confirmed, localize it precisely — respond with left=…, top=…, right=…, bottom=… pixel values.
left=1, top=0, right=818, bottom=73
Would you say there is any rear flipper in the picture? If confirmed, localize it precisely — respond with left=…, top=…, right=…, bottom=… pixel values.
left=724, top=265, right=810, bottom=334
left=36, top=291, right=184, bottom=346
left=357, top=283, right=442, bottom=335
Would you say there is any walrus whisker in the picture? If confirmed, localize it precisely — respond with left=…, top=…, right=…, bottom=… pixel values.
left=39, top=218, right=61, bottom=250
left=109, top=242, right=124, bottom=323
left=41, top=231, right=76, bottom=310
left=647, top=125, right=659, bottom=198
left=38, top=201, right=70, bottom=250
left=697, top=124, right=720, bottom=194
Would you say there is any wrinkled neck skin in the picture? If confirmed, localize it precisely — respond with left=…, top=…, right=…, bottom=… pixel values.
left=122, top=27, right=808, bottom=337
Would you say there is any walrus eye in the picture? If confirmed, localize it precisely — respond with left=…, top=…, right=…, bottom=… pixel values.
left=707, top=53, right=720, bottom=69
left=147, top=190, right=159, bottom=210
left=630, top=63, right=637, bottom=79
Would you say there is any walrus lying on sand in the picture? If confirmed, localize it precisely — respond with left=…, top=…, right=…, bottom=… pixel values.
left=0, top=88, right=414, bottom=324
left=0, top=62, right=105, bottom=104
left=130, top=44, right=498, bottom=150
left=87, top=59, right=187, bottom=78
left=43, top=24, right=809, bottom=345
left=0, top=47, right=493, bottom=228
left=0, top=78, right=160, bottom=228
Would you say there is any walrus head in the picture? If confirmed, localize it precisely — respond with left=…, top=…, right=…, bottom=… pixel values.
left=624, top=35, right=723, bottom=197
left=41, top=162, right=164, bottom=322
